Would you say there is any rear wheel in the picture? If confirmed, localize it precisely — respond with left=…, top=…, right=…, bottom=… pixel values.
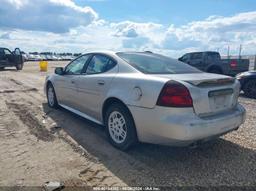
left=47, top=83, right=59, bottom=108
left=243, top=79, right=256, bottom=99
left=0, top=67, right=4, bottom=70
left=105, top=103, right=137, bottom=151
left=16, top=63, right=23, bottom=70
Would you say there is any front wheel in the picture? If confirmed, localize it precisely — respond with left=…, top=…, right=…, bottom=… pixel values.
left=47, top=83, right=59, bottom=108
left=243, top=79, right=256, bottom=99
left=16, top=63, right=23, bottom=70
left=105, top=103, right=137, bottom=151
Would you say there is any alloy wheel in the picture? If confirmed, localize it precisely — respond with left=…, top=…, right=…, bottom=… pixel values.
left=108, top=111, right=127, bottom=144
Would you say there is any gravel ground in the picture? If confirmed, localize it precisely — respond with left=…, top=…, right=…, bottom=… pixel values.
left=0, top=61, right=255, bottom=189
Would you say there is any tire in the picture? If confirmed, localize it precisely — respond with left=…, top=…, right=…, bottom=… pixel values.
left=105, top=103, right=137, bottom=151
left=0, top=67, right=4, bottom=70
left=16, top=63, right=23, bottom=70
left=243, top=79, right=256, bottom=99
left=208, top=68, right=222, bottom=74
left=47, top=83, right=59, bottom=108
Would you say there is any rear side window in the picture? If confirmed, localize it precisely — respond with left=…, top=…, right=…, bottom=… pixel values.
left=117, top=52, right=201, bottom=74
left=191, top=53, right=202, bottom=59
left=207, top=52, right=221, bottom=60
left=86, top=55, right=116, bottom=74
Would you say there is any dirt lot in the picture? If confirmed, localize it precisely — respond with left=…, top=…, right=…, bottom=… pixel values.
left=0, top=61, right=255, bottom=189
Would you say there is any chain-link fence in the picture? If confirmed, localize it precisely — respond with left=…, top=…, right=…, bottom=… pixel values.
left=221, top=55, right=256, bottom=70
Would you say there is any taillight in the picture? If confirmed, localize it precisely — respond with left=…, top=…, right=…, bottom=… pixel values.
left=157, top=81, right=193, bottom=107
left=230, top=60, right=237, bottom=68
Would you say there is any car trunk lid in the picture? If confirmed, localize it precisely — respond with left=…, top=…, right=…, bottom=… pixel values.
left=152, top=73, right=240, bottom=117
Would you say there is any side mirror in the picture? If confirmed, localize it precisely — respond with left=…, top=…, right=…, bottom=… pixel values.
left=55, top=67, right=64, bottom=75
left=178, top=58, right=182, bottom=61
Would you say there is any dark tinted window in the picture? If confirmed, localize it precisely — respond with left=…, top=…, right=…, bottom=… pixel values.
left=86, top=55, right=116, bottom=74
left=207, top=52, right=221, bottom=60
left=191, top=53, right=203, bottom=59
left=117, top=52, right=201, bottom=74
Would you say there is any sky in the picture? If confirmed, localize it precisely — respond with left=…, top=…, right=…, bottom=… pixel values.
left=0, top=0, right=256, bottom=57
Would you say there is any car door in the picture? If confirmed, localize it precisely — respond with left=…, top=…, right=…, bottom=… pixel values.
left=13, top=48, right=23, bottom=64
left=0, top=49, right=7, bottom=66
left=3, top=49, right=15, bottom=66
left=76, top=54, right=118, bottom=122
left=54, top=54, right=91, bottom=109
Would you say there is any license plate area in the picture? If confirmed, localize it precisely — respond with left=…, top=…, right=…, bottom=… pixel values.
left=208, top=88, right=233, bottom=97
left=208, top=89, right=233, bottom=111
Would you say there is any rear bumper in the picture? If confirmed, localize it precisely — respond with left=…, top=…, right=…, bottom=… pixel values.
left=128, top=104, right=246, bottom=146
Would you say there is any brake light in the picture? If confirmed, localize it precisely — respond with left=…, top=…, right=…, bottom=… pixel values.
left=230, top=60, right=237, bottom=68
left=157, top=81, right=193, bottom=107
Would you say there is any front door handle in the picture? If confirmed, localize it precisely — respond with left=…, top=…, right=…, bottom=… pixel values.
left=97, top=80, right=105, bottom=86
left=71, top=80, right=75, bottom=84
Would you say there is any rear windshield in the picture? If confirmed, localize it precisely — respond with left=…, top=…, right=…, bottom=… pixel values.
left=116, top=52, right=201, bottom=74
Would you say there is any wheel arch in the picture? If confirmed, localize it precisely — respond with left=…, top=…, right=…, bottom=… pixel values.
left=46, top=80, right=53, bottom=89
left=207, top=65, right=223, bottom=74
left=45, top=80, right=57, bottom=96
left=102, top=97, right=136, bottom=130
left=102, top=97, right=128, bottom=122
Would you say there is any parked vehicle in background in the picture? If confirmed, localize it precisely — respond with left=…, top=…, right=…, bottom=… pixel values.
left=45, top=55, right=53, bottom=61
left=45, top=51, right=245, bottom=150
left=27, top=53, right=42, bottom=61
left=62, top=55, right=73, bottom=61
left=40, top=54, right=47, bottom=61
left=0, top=47, right=24, bottom=70
left=236, top=70, right=256, bottom=99
left=21, top=51, right=28, bottom=62
left=178, top=51, right=249, bottom=76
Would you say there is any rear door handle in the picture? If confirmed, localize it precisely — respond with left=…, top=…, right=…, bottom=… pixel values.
left=97, top=80, right=105, bottom=85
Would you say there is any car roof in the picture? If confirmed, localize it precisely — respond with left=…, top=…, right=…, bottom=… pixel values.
left=83, top=50, right=154, bottom=55
left=187, top=51, right=219, bottom=54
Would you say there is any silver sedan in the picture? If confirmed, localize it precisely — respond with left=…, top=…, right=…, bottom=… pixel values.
left=45, top=51, right=246, bottom=150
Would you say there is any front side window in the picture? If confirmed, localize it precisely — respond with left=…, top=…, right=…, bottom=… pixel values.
left=86, top=55, right=116, bottom=74
left=65, top=55, right=90, bottom=75
left=117, top=52, right=201, bottom=74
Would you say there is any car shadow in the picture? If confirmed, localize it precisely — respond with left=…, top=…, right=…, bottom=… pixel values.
left=42, top=103, right=256, bottom=186
left=0, top=68, right=18, bottom=72
left=239, top=92, right=256, bottom=100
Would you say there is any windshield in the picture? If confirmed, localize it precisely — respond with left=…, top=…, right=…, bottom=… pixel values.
left=117, top=52, right=201, bottom=74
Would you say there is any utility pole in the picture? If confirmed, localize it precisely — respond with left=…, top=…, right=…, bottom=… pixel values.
left=239, top=44, right=242, bottom=59
left=254, top=54, right=256, bottom=70
left=227, top=45, right=230, bottom=59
